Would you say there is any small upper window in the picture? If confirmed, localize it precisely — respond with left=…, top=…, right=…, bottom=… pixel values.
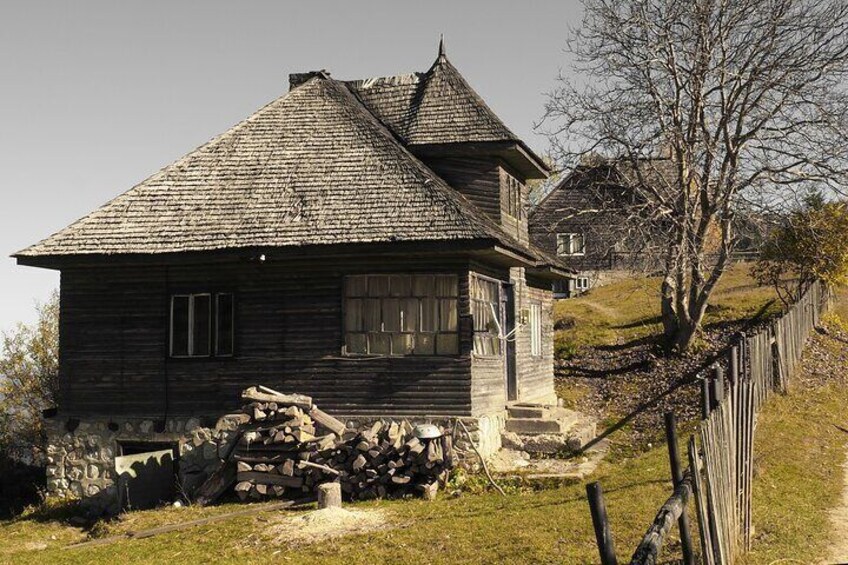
left=170, top=293, right=233, bottom=358
left=556, top=233, right=586, bottom=256
left=503, top=174, right=523, bottom=219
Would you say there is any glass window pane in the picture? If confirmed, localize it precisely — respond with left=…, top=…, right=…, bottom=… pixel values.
left=400, top=298, right=418, bottom=332
left=389, top=275, right=412, bottom=297
left=363, top=299, right=381, bottom=331
left=346, top=333, right=367, bottom=354
left=436, top=333, right=459, bottom=355
left=413, top=275, right=435, bottom=297
left=345, top=298, right=364, bottom=331
left=415, top=333, right=435, bottom=355
left=368, top=275, right=389, bottom=297
left=369, top=333, right=390, bottom=355
left=439, top=299, right=458, bottom=332
left=216, top=293, right=234, bottom=356
left=345, top=276, right=368, bottom=297
left=192, top=295, right=211, bottom=356
left=391, top=333, right=414, bottom=355
left=420, top=298, right=438, bottom=332
left=435, top=275, right=458, bottom=297
left=382, top=299, right=400, bottom=332
left=171, top=296, right=189, bottom=357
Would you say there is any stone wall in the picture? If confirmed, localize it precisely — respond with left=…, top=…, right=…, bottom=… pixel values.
left=44, top=411, right=507, bottom=514
left=44, top=415, right=241, bottom=516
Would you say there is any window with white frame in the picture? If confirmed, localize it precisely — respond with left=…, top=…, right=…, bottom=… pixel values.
left=170, top=293, right=234, bottom=358
left=556, top=233, right=586, bottom=256
left=344, top=274, right=459, bottom=356
left=529, top=302, right=542, bottom=357
left=575, top=277, right=590, bottom=291
left=470, top=275, right=501, bottom=356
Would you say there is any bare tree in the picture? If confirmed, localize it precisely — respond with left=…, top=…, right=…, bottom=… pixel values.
left=542, top=0, right=848, bottom=351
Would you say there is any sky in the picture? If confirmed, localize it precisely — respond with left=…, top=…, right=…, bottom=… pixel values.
left=0, top=0, right=582, bottom=333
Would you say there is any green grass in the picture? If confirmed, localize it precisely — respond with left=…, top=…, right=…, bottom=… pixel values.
left=554, top=263, right=782, bottom=357
left=0, top=443, right=692, bottom=564
left=738, top=286, right=848, bottom=564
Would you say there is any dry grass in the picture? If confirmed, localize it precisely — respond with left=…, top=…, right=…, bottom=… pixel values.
left=553, top=262, right=781, bottom=358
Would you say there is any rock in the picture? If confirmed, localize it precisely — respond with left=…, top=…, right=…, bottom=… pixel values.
left=185, top=417, right=201, bottom=432
left=500, top=431, right=525, bottom=451
left=139, top=420, right=154, bottom=434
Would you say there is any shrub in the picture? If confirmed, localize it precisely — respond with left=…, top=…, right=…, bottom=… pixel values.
left=0, top=290, right=59, bottom=462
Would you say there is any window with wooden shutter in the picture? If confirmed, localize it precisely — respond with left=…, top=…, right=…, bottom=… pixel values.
left=343, top=274, right=459, bottom=356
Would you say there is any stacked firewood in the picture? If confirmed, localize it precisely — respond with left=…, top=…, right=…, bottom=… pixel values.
left=229, top=386, right=452, bottom=502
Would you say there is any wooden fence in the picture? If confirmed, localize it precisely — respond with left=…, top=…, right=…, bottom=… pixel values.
left=587, top=281, right=828, bottom=565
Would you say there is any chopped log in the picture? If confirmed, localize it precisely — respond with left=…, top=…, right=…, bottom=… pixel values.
left=279, top=459, right=295, bottom=476
left=309, top=406, right=347, bottom=436
left=194, top=460, right=237, bottom=506
left=236, top=472, right=304, bottom=488
left=297, top=460, right=340, bottom=476
left=242, top=386, right=312, bottom=409
left=317, top=483, right=342, bottom=509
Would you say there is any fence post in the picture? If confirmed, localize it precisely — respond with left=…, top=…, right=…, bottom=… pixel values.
left=664, top=412, right=695, bottom=565
left=710, top=365, right=724, bottom=409
left=701, top=374, right=711, bottom=419
left=586, top=482, right=618, bottom=565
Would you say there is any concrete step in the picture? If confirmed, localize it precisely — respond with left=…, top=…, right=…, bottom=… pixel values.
left=501, top=413, right=598, bottom=455
left=507, top=404, right=551, bottom=419
left=504, top=417, right=567, bottom=434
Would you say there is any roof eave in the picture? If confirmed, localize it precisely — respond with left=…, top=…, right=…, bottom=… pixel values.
left=410, top=141, right=549, bottom=180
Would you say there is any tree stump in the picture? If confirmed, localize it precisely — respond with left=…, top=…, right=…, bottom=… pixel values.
left=317, top=482, right=342, bottom=509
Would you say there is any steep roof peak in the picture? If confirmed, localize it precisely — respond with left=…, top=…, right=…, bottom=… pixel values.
left=437, top=34, right=446, bottom=63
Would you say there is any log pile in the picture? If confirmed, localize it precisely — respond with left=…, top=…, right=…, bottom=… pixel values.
left=227, top=386, right=453, bottom=502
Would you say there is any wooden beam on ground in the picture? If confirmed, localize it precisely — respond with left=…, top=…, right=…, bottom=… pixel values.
left=629, top=470, right=694, bottom=565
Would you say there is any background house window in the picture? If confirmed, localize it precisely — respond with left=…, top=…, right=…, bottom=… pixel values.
left=529, top=302, right=542, bottom=357
left=556, top=233, right=586, bottom=256
left=575, top=277, right=590, bottom=291
left=170, top=293, right=233, bottom=358
left=344, top=274, right=458, bottom=356
left=470, top=275, right=501, bottom=356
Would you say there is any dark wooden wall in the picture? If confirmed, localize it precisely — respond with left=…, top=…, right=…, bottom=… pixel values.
left=59, top=256, right=481, bottom=418
left=529, top=175, right=623, bottom=273
left=426, top=157, right=502, bottom=224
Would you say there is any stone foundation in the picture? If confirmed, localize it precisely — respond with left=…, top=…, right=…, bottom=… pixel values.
left=44, top=411, right=507, bottom=514
left=44, top=415, right=241, bottom=515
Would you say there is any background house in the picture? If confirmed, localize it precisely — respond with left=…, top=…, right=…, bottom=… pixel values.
left=15, top=44, right=571, bottom=510
left=529, top=159, right=673, bottom=297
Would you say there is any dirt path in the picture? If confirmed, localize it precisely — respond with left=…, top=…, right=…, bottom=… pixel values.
left=824, top=447, right=848, bottom=564
left=580, top=299, right=621, bottom=320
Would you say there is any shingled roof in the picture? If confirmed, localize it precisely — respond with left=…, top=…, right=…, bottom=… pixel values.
left=348, top=41, right=518, bottom=146
left=17, top=45, right=557, bottom=270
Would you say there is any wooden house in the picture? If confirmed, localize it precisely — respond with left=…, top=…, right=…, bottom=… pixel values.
left=529, top=159, right=673, bottom=297
left=15, top=42, right=570, bottom=507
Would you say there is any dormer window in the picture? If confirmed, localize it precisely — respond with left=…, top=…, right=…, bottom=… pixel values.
left=557, top=233, right=585, bottom=256
left=503, top=173, right=523, bottom=219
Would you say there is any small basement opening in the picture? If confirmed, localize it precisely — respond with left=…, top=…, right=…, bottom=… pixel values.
left=115, top=441, right=179, bottom=511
